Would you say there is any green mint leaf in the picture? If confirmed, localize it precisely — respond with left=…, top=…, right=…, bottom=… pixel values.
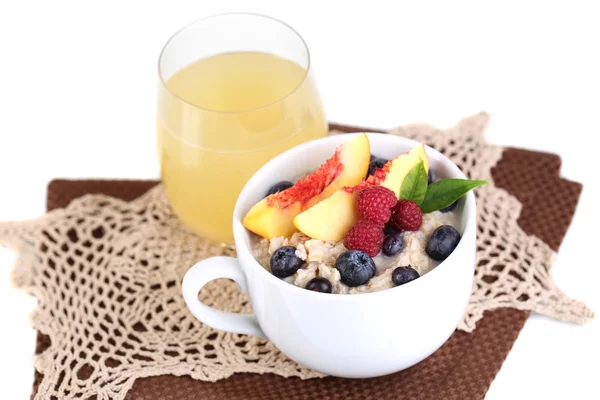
left=399, top=161, right=428, bottom=205
left=421, top=179, right=488, bottom=213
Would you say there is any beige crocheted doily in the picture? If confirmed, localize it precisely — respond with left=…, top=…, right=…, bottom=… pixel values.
left=0, top=112, right=593, bottom=400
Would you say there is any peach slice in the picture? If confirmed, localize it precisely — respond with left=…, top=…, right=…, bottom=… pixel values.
left=243, top=134, right=370, bottom=239
left=409, top=144, right=429, bottom=176
left=293, top=144, right=429, bottom=242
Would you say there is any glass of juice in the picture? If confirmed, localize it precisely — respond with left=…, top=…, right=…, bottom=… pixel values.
left=157, top=13, right=328, bottom=244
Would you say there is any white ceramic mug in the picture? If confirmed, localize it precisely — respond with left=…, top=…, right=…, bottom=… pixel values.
left=182, top=133, right=476, bottom=378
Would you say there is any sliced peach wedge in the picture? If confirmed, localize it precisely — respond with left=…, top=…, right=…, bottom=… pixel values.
left=293, top=144, right=429, bottom=242
left=243, top=134, right=371, bottom=239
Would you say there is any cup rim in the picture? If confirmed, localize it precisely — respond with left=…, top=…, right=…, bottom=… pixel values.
left=157, top=12, right=311, bottom=115
left=233, top=133, right=477, bottom=301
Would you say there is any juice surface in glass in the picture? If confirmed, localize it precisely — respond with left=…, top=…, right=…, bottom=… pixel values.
left=157, top=51, right=327, bottom=244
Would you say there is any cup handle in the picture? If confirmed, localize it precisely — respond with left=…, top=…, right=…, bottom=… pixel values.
left=182, top=256, right=265, bottom=338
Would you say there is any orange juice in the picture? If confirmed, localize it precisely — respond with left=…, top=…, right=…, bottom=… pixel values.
left=157, top=52, right=327, bottom=243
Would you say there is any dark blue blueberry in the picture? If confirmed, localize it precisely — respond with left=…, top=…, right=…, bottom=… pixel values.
left=427, top=170, right=433, bottom=184
left=440, top=199, right=459, bottom=213
left=426, top=225, right=461, bottom=261
left=384, top=222, right=400, bottom=236
left=270, top=246, right=304, bottom=278
left=392, top=266, right=420, bottom=286
left=335, top=250, right=376, bottom=287
left=367, top=157, right=389, bottom=178
left=305, top=277, right=333, bottom=293
left=265, top=181, right=294, bottom=197
left=382, top=233, right=403, bottom=257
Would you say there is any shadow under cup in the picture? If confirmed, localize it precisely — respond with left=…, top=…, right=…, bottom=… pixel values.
left=156, top=13, right=328, bottom=244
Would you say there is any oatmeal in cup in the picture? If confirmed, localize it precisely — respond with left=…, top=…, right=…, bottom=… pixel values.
left=182, top=133, right=481, bottom=378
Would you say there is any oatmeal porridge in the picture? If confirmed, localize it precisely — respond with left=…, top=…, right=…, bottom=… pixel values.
left=242, top=134, right=486, bottom=294
left=252, top=211, right=459, bottom=294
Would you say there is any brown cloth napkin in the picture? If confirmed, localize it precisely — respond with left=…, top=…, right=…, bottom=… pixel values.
left=30, top=124, right=581, bottom=400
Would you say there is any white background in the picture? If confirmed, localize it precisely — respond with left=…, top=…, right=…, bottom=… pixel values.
left=1, top=1, right=599, bottom=399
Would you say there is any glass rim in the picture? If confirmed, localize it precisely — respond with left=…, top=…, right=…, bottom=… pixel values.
left=157, top=12, right=312, bottom=115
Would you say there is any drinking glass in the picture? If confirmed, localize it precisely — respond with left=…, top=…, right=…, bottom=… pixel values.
left=157, top=13, right=327, bottom=244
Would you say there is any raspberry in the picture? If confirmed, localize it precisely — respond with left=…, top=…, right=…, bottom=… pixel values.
left=390, top=200, right=423, bottom=231
left=344, top=220, right=385, bottom=257
left=357, top=186, right=397, bottom=224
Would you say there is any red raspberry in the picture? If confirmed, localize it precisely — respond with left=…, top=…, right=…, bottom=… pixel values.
left=357, top=186, right=397, bottom=224
left=390, top=200, right=423, bottom=232
left=344, top=220, right=385, bottom=257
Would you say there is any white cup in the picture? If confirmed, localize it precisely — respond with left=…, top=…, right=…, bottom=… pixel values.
left=182, top=133, right=476, bottom=378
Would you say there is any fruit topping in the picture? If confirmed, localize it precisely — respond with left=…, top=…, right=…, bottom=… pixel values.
left=335, top=250, right=376, bottom=287
left=390, top=200, right=423, bottom=232
left=293, top=188, right=362, bottom=242
left=384, top=222, right=400, bottom=236
left=293, top=144, right=429, bottom=241
left=367, top=157, right=389, bottom=178
left=270, top=246, right=304, bottom=278
left=374, top=144, right=429, bottom=198
left=305, top=277, right=333, bottom=293
left=243, top=134, right=370, bottom=239
left=392, top=266, right=420, bottom=286
left=410, top=144, right=429, bottom=173
left=265, top=181, right=294, bottom=197
left=357, top=186, right=397, bottom=224
left=382, top=232, right=403, bottom=257
left=426, top=225, right=461, bottom=261
left=343, top=220, right=385, bottom=257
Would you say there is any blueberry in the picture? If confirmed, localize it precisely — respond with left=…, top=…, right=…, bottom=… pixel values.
left=440, top=199, right=459, bottom=213
left=270, top=246, right=304, bottom=278
left=382, top=233, right=403, bottom=257
left=367, top=157, right=389, bottom=178
left=427, top=170, right=433, bottom=184
left=305, top=277, right=333, bottom=293
left=426, top=225, right=461, bottom=261
left=265, top=181, right=294, bottom=197
left=335, top=250, right=376, bottom=287
left=392, top=266, right=420, bottom=286
left=384, top=222, right=400, bottom=236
